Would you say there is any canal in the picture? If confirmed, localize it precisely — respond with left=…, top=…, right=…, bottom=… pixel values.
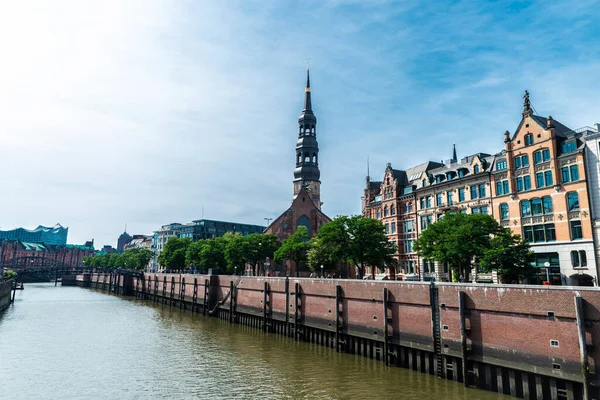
left=0, top=283, right=507, bottom=399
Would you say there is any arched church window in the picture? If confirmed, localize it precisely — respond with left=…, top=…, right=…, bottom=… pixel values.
left=312, top=153, right=317, bottom=163
left=312, top=127, right=315, bottom=134
left=297, top=215, right=311, bottom=237
left=297, top=153, right=301, bottom=163
left=304, top=152, right=310, bottom=162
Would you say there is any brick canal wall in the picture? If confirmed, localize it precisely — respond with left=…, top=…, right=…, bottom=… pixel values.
left=0, top=280, right=12, bottom=311
left=76, top=272, right=599, bottom=400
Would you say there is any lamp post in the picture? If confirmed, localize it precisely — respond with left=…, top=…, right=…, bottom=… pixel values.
left=544, top=261, right=551, bottom=285
left=264, top=257, right=271, bottom=277
left=321, top=265, right=324, bottom=278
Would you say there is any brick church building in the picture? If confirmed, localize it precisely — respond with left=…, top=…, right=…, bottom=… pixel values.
left=264, top=70, right=331, bottom=275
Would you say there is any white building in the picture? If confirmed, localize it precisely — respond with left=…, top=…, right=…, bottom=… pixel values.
left=582, top=124, right=600, bottom=276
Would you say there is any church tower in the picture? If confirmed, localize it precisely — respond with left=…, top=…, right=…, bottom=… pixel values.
left=293, top=69, right=322, bottom=209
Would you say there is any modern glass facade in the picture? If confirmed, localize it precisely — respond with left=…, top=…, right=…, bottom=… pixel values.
left=0, top=224, right=68, bottom=245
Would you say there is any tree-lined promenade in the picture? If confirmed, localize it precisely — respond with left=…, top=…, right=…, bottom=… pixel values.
left=81, top=214, right=534, bottom=282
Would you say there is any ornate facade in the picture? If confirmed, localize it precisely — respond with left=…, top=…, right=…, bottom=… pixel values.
left=364, top=91, right=600, bottom=286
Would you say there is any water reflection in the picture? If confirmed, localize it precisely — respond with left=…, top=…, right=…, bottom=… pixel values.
left=0, top=284, right=506, bottom=399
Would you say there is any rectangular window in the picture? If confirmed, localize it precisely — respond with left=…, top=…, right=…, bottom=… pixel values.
left=458, top=188, right=465, bottom=202
left=496, top=180, right=509, bottom=195
left=436, top=194, right=443, bottom=206
left=472, top=207, right=480, bottom=214
left=545, top=224, right=556, bottom=241
left=420, top=198, right=425, bottom=209
left=515, top=157, right=521, bottom=169
left=496, top=160, right=507, bottom=170
left=404, top=220, right=414, bottom=233
left=471, top=185, right=478, bottom=199
left=404, top=240, right=414, bottom=253
left=536, top=172, right=544, bottom=188
left=524, top=175, right=531, bottom=190
left=523, top=226, right=534, bottom=242
left=545, top=171, right=553, bottom=186
left=543, top=149, right=550, bottom=161
left=407, top=261, right=415, bottom=274
left=391, top=222, right=396, bottom=234
left=534, top=151, right=542, bottom=164
left=570, top=165, right=579, bottom=181
left=516, top=177, right=523, bottom=192
left=426, top=197, right=432, bottom=208
left=421, top=215, right=432, bottom=230
left=460, top=209, right=467, bottom=214
left=408, top=203, right=413, bottom=212
left=385, top=223, right=389, bottom=234
left=479, top=184, right=486, bottom=198
left=447, top=192, right=453, bottom=206
left=570, top=220, right=583, bottom=240
left=563, top=142, right=576, bottom=153
left=562, top=167, right=570, bottom=183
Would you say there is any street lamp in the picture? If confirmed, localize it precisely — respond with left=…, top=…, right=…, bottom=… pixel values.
left=544, top=261, right=551, bottom=285
left=321, top=265, right=324, bottom=278
left=264, top=257, right=271, bottom=277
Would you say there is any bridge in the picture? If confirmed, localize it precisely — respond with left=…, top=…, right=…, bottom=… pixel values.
left=6, top=256, right=87, bottom=283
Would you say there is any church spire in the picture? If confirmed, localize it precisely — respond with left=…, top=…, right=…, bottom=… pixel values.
left=303, top=68, right=313, bottom=114
left=452, top=144, right=457, bottom=163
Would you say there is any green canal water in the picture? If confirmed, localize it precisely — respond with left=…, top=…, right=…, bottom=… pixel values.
left=0, top=283, right=507, bottom=399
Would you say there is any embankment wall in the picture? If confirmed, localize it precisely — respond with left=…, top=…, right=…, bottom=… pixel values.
left=76, top=272, right=599, bottom=400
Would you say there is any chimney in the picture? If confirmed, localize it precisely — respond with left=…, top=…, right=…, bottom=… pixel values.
left=595, top=123, right=600, bottom=133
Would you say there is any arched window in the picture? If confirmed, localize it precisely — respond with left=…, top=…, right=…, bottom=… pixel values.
left=297, top=215, right=311, bottom=236
left=312, top=153, right=316, bottom=163
left=520, top=200, right=531, bottom=217
left=376, top=209, right=381, bottom=219
left=531, top=198, right=542, bottom=215
left=384, top=206, right=389, bottom=217
left=304, top=152, right=310, bottom=162
left=391, top=205, right=396, bottom=215
left=312, top=126, right=315, bottom=134
left=500, top=203, right=509, bottom=220
left=525, top=134, right=534, bottom=146
left=297, top=153, right=301, bottom=164
left=567, top=192, right=580, bottom=211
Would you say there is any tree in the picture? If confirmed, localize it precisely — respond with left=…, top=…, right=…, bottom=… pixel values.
left=158, top=237, right=191, bottom=271
left=186, top=238, right=228, bottom=273
left=224, top=233, right=248, bottom=274
left=274, top=225, right=311, bottom=277
left=310, top=215, right=395, bottom=279
left=479, top=229, right=535, bottom=282
left=414, top=213, right=501, bottom=282
left=245, top=233, right=279, bottom=276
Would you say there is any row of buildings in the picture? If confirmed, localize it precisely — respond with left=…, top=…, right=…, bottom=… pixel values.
left=363, top=91, right=600, bottom=286
left=0, top=224, right=95, bottom=272
left=117, top=219, right=267, bottom=272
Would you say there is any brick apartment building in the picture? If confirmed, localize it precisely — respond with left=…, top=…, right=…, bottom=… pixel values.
left=363, top=91, right=599, bottom=286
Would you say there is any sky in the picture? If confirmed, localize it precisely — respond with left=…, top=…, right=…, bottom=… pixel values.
left=1, top=0, right=599, bottom=248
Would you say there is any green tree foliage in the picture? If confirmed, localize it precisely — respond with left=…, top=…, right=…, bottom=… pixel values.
left=224, top=232, right=248, bottom=273
left=83, top=248, right=153, bottom=270
left=186, top=238, right=228, bottom=273
left=414, top=213, right=532, bottom=282
left=3, top=269, right=17, bottom=280
left=245, top=233, right=279, bottom=276
left=308, top=215, right=395, bottom=279
left=274, top=226, right=311, bottom=277
left=478, top=229, right=535, bottom=282
left=158, top=237, right=191, bottom=271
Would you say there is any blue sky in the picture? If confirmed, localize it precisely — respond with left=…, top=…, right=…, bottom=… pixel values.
left=1, top=0, right=599, bottom=247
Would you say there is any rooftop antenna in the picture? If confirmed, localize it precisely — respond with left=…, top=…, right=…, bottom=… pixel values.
left=124, top=223, right=127, bottom=233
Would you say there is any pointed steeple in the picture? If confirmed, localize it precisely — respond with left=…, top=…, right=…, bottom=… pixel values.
left=303, top=68, right=313, bottom=114
left=522, top=90, right=532, bottom=116
left=452, top=144, right=457, bottom=163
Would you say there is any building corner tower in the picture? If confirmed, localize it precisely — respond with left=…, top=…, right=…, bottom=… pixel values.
left=293, top=68, right=322, bottom=209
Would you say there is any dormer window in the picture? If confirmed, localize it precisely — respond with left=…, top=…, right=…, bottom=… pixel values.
left=496, top=160, right=507, bottom=171
left=474, top=165, right=480, bottom=173
left=435, top=175, right=444, bottom=184
left=562, top=141, right=577, bottom=153
left=446, top=171, right=456, bottom=181
left=525, top=134, right=534, bottom=146
left=457, top=168, right=467, bottom=178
